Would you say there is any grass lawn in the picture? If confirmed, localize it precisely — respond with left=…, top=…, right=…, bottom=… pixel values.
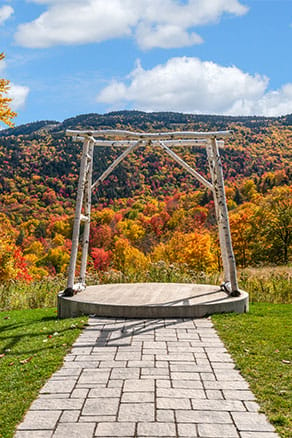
left=213, top=303, right=292, bottom=438
left=0, top=299, right=291, bottom=438
left=0, top=308, right=86, bottom=438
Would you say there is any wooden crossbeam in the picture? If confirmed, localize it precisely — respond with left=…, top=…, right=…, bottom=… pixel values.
left=70, top=137, right=225, bottom=149
left=66, top=129, right=232, bottom=139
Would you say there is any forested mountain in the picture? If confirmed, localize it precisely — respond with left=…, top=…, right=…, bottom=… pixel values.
left=0, top=111, right=291, bottom=281
left=1, top=111, right=291, bottom=216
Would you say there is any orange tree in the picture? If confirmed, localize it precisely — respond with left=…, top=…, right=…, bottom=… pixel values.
left=0, top=52, right=16, bottom=127
left=0, top=214, right=31, bottom=282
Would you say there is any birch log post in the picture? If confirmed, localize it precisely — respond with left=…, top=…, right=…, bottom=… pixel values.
left=210, top=138, right=239, bottom=296
left=66, top=138, right=90, bottom=290
left=206, top=142, right=230, bottom=284
left=79, top=140, right=94, bottom=286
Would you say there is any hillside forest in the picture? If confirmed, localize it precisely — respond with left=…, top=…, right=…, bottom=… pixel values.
left=0, top=111, right=291, bottom=284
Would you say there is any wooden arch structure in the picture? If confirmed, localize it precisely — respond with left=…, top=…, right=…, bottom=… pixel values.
left=65, top=129, right=240, bottom=297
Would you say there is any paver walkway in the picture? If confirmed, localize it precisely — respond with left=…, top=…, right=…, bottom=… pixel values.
left=15, top=317, right=279, bottom=438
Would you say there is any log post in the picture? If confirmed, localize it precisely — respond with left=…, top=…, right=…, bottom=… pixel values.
left=79, top=140, right=94, bottom=286
left=206, top=142, right=230, bottom=283
left=209, top=138, right=239, bottom=296
left=66, top=137, right=90, bottom=291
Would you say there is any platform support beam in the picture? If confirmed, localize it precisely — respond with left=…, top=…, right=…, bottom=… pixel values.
left=208, top=138, right=239, bottom=296
left=206, top=142, right=230, bottom=283
left=79, top=140, right=94, bottom=286
left=67, top=138, right=91, bottom=290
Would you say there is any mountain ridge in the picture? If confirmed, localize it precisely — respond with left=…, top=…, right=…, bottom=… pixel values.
left=1, top=110, right=291, bottom=138
left=0, top=110, right=291, bottom=220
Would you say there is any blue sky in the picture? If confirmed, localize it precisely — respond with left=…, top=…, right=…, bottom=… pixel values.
left=1, top=0, right=292, bottom=126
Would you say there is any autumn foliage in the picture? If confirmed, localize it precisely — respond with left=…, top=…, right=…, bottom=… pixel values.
left=0, top=111, right=291, bottom=283
left=0, top=53, right=16, bottom=127
left=0, top=214, right=31, bottom=281
left=0, top=183, right=291, bottom=284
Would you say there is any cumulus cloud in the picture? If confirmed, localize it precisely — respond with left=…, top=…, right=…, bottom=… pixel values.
left=0, top=57, right=30, bottom=110
left=252, top=84, right=292, bottom=117
left=136, top=24, right=203, bottom=50
left=7, top=84, right=30, bottom=110
left=0, top=59, right=6, bottom=73
left=0, top=5, right=14, bottom=25
left=14, top=0, right=248, bottom=49
left=97, top=57, right=292, bottom=117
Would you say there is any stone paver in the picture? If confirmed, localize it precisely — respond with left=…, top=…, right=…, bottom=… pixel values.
left=176, top=410, right=232, bottom=424
left=53, top=423, right=95, bottom=437
left=137, top=422, right=176, bottom=436
left=198, top=423, right=239, bottom=437
left=15, top=433, right=53, bottom=438
left=95, top=422, right=135, bottom=436
left=17, top=410, right=62, bottom=430
left=15, top=317, right=279, bottom=437
left=118, top=403, right=155, bottom=422
left=231, top=412, right=276, bottom=432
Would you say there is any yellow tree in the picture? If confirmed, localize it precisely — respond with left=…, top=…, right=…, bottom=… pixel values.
left=152, top=231, right=216, bottom=273
left=0, top=52, right=16, bottom=127
left=113, top=238, right=150, bottom=275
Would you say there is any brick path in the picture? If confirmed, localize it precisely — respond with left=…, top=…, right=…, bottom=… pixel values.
left=15, top=317, right=278, bottom=438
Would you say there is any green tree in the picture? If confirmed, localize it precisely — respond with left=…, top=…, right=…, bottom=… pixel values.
left=263, top=187, right=292, bottom=264
left=255, top=187, right=292, bottom=264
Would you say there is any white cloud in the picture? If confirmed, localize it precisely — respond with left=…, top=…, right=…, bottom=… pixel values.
left=0, top=5, right=14, bottom=25
left=14, top=0, right=248, bottom=49
left=136, top=24, right=203, bottom=50
left=0, top=57, right=30, bottom=110
left=251, top=84, right=292, bottom=117
left=0, top=59, right=6, bottom=73
left=97, top=57, right=292, bottom=117
left=7, top=84, right=30, bottom=110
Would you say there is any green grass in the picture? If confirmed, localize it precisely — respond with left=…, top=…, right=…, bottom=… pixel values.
left=0, top=308, right=87, bottom=438
left=213, top=303, right=292, bottom=438
left=0, top=277, right=66, bottom=311
left=238, top=266, right=292, bottom=303
left=98, top=262, right=221, bottom=286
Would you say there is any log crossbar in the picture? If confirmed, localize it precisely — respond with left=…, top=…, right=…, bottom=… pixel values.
left=70, top=138, right=225, bottom=149
left=65, top=128, right=239, bottom=296
left=66, top=129, right=232, bottom=139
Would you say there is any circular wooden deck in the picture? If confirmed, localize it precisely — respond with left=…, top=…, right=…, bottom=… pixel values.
left=57, top=283, right=248, bottom=319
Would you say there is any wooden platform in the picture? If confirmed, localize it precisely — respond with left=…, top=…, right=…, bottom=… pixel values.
left=57, top=283, right=249, bottom=319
